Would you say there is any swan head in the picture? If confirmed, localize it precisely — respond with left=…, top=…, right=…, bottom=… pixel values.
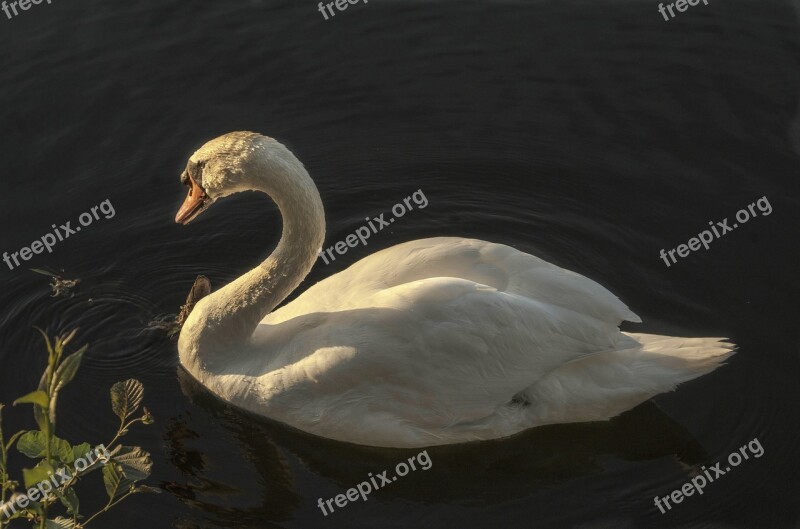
left=175, top=131, right=279, bottom=225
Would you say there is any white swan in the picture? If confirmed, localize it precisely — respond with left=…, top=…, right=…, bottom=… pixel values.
left=174, top=131, right=734, bottom=448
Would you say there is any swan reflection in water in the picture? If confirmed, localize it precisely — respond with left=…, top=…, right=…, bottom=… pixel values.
left=163, top=368, right=708, bottom=528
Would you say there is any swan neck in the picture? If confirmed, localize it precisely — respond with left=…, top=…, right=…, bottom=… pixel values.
left=186, top=149, right=325, bottom=355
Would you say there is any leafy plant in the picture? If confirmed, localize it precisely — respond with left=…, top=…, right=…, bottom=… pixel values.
left=0, top=329, right=158, bottom=528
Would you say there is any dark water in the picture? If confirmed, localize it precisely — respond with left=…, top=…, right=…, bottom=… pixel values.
left=1, top=0, right=799, bottom=527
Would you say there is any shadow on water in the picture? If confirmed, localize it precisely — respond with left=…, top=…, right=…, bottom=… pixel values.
left=164, top=369, right=709, bottom=528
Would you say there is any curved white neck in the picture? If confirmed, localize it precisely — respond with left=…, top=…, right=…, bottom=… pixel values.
left=180, top=146, right=325, bottom=362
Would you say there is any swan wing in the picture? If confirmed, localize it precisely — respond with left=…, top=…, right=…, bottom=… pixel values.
left=249, top=238, right=640, bottom=444
left=268, top=237, right=639, bottom=326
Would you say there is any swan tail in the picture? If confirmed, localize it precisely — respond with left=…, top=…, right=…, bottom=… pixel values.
left=623, top=333, right=737, bottom=382
left=519, top=333, right=736, bottom=426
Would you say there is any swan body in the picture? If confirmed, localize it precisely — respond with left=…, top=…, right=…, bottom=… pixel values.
left=175, top=132, right=734, bottom=448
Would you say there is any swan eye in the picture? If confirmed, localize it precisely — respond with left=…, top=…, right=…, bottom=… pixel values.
left=183, top=162, right=201, bottom=186
left=187, top=161, right=205, bottom=183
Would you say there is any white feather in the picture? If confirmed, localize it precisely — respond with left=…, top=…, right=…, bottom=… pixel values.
left=177, top=132, right=735, bottom=448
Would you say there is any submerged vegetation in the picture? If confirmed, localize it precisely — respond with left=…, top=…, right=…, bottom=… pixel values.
left=0, top=329, right=158, bottom=528
left=146, top=275, right=211, bottom=339
left=29, top=270, right=81, bottom=299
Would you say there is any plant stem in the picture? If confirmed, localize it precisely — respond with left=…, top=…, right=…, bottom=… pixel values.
left=106, top=418, right=145, bottom=450
left=78, top=491, right=135, bottom=528
left=39, top=343, right=58, bottom=529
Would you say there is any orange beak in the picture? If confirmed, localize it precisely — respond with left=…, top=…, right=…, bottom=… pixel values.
left=175, top=174, right=210, bottom=225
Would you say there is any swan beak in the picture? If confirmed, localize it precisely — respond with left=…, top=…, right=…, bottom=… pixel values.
left=175, top=175, right=210, bottom=225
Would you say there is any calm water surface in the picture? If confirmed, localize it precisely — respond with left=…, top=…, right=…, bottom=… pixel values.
left=1, top=0, right=799, bottom=528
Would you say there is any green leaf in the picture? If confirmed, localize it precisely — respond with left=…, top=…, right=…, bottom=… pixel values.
left=17, top=432, right=74, bottom=463
left=33, top=326, right=54, bottom=356
left=37, top=366, right=49, bottom=392
left=110, top=379, right=144, bottom=421
left=44, top=517, right=75, bottom=529
left=71, top=443, right=91, bottom=461
left=69, top=446, right=106, bottom=477
left=33, top=367, right=51, bottom=430
left=5, top=430, right=27, bottom=452
left=22, top=460, right=54, bottom=488
left=110, top=445, right=152, bottom=483
left=17, top=431, right=47, bottom=458
left=57, top=329, right=79, bottom=350
left=13, top=391, right=49, bottom=408
left=53, top=344, right=87, bottom=388
left=33, top=404, right=49, bottom=432
left=49, top=344, right=88, bottom=425
left=56, top=487, right=79, bottom=516
left=52, top=436, right=74, bottom=464
left=102, top=462, right=123, bottom=500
